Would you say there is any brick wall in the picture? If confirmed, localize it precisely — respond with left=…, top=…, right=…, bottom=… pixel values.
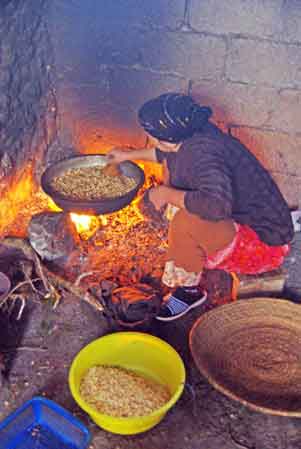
left=50, top=0, right=301, bottom=206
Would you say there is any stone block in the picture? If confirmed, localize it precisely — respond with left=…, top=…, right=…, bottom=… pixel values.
left=280, top=0, right=301, bottom=44
left=82, top=102, right=146, bottom=150
left=270, top=172, right=301, bottom=208
left=230, top=126, right=301, bottom=179
left=189, top=0, right=283, bottom=39
left=96, top=26, right=144, bottom=67
left=227, top=38, right=301, bottom=89
left=98, top=28, right=226, bottom=80
left=28, top=212, right=80, bottom=262
left=238, top=269, right=285, bottom=299
left=109, top=67, right=188, bottom=111
left=52, top=0, right=185, bottom=31
left=56, top=75, right=110, bottom=114
left=94, top=0, right=185, bottom=30
left=228, top=129, right=301, bottom=206
left=146, top=32, right=226, bottom=80
left=265, top=88, right=301, bottom=135
left=57, top=86, right=146, bottom=152
left=191, top=80, right=277, bottom=128
left=192, top=81, right=301, bottom=135
left=50, top=3, right=109, bottom=86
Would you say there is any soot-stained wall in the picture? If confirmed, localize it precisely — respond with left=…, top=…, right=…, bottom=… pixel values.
left=0, top=0, right=56, bottom=189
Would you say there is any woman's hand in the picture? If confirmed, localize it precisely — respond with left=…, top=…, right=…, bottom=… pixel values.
left=148, top=186, right=169, bottom=211
left=148, top=185, right=186, bottom=211
left=106, top=147, right=134, bottom=163
left=107, top=147, right=157, bottom=163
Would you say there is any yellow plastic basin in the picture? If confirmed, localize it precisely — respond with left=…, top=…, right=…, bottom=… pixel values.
left=69, top=332, right=186, bottom=435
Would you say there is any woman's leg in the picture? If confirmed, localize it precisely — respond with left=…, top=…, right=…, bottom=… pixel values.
left=162, top=208, right=236, bottom=287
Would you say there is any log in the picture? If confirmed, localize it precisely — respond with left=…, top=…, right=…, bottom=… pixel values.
left=237, top=269, right=286, bottom=298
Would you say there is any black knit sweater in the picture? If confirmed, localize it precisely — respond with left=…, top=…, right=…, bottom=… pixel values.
left=156, top=122, right=294, bottom=246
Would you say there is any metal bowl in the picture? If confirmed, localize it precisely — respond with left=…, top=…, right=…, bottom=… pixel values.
left=41, top=155, right=145, bottom=215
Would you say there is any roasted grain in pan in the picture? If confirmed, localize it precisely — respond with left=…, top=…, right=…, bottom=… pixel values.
left=51, top=166, right=137, bottom=200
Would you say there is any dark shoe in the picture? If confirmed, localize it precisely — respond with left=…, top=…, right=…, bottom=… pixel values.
left=200, top=269, right=236, bottom=305
left=156, top=287, right=207, bottom=322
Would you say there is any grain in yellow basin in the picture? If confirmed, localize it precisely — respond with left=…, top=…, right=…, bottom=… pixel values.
left=68, top=332, right=186, bottom=435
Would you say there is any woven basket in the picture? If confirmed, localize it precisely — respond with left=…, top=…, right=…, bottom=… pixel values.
left=190, top=298, right=301, bottom=417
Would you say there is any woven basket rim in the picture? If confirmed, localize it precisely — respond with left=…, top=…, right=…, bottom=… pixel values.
left=189, top=297, right=301, bottom=417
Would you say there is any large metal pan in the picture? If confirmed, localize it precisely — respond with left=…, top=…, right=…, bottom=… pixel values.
left=41, top=155, right=145, bottom=215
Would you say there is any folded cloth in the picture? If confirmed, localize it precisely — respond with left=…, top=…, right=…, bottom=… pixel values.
left=206, top=223, right=290, bottom=275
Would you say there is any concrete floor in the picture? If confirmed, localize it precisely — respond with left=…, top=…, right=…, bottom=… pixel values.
left=0, top=294, right=301, bottom=449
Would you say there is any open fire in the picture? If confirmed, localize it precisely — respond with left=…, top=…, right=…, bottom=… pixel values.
left=0, top=158, right=167, bottom=290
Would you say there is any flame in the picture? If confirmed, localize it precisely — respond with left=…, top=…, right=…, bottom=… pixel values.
left=70, top=213, right=100, bottom=240
left=47, top=197, right=62, bottom=212
left=70, top=213, right=95, bottom=231
left=137, top=161, right=163, bottom=189
left=68, top=203, right=145, bottom=241
left=0, top=165, right=36, bottom=236
left=47, top=196, right=100, bottom=240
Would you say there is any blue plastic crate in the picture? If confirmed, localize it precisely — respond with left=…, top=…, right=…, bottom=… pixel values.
left=0, top=397, right=91, bottom=449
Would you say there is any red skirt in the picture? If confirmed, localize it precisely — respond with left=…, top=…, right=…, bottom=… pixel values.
left=206, top=223, right=290, bottom=275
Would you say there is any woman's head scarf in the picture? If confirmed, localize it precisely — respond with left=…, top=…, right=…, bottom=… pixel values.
left=138, top=93, right=212, bottom=143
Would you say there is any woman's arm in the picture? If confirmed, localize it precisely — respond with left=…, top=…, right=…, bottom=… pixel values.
left=149, top=151, right=233, bottom=219
left=107, top=147, right=157, bottom=163
left=184, top=152, right=233, bottom=220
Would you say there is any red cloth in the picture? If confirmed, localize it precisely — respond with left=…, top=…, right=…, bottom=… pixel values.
left=206, top=223, right=290, bottom=275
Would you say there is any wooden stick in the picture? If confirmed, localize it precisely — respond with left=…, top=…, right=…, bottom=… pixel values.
left=2, top=346, right=47, bottom=353
left=44, top=267, right=104, bottom=312
left=75, top=271, right=102, bottom=286
left=0, top=278, right=41, bottom=308
left=33, top=253, right=50, bottom=292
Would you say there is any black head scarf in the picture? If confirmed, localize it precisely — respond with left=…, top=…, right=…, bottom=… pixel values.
left=138, top=93, right=212, bottom=143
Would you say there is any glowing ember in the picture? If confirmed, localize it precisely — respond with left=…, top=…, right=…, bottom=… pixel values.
left=100, top=215, right=108, bottom=226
